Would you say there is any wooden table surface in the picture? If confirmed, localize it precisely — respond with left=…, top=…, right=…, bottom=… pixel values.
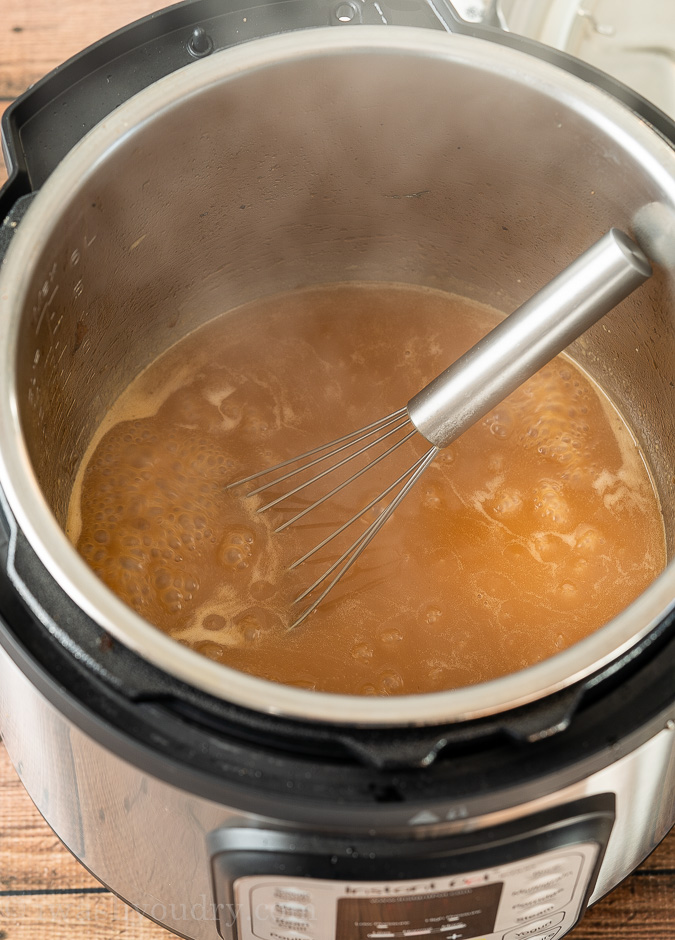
left=1, top=2, right=675, bottom=938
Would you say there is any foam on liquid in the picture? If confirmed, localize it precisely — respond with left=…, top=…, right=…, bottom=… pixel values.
left=66, top=284, right=666, bottom=695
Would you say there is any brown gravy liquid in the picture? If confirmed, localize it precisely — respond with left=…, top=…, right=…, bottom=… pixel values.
left=67, top=284, right=666, bottom=695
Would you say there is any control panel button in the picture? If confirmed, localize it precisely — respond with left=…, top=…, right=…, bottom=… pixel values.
left=274, top=887, right=312, bottom=903
left=510, top=877, right=569, bottom=899
left=513, top=888, right=565, bottom=908
left=268, top=930, right=312, bottom=940
left=525, top=888, right=565, bottom=907
left=529, top=929, right=561, bottom=940
left=512, top=898, right=558, bottom=913
left=514, top=904, right=558, bottom=923
left=273, top=916, right=311, bottom=931
left=525, top=877, right=568, bottom=895
left=503, top=912, right=564, bottom=940
left=527, top=866, right=565, bottom=880
left=275, top=902, right=312, bottom=917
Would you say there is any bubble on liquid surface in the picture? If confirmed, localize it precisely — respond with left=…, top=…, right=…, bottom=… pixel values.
left=203, top=613, right=228, bottom=632
left=352, top=643, right=373, bottom=662
left=251, top=580, right=276, bottom=600
left=424, top=607, right=443, bottom=624
left=574, top=524, right=604, bottom=556
left=422, top=485, right=443, bottom=509
left=219, top=526, right=256, bottom=570
left=557, top=580, right=579, bottom=609
left=235, top=607, right=273, bottom=643
left=534, top=533, right=565, bottom=563
left=380, top=628, right=403, bottom=644
left=290, top=678, right=317, bottom=691
left=485, top=406, right=514, bottom=439
left=533, top=481, right=570, bottom=525
left=193, top=640, right=227, bottom=661
left=493, top=489, right=522, bottom=515
left=378, top=670, right=404, bottom=694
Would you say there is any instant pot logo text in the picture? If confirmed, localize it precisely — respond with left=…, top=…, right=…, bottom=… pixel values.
left=343, top=881, right=439, bottom=895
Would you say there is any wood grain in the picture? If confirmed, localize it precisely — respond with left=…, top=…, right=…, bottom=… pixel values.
left=0, top=738, right=95, bottom=894
left=0, top=892, right=175, bottom=940
left=0, top=101, right=11, bottom=188
left=0, top=0, right=168, bottom=99
left=1, top=2, right=675, bottom=938
left=0, top=744, right=174, bottom=938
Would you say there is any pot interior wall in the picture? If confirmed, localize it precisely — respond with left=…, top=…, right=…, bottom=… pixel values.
left=14, top=41, right=675, bottom=550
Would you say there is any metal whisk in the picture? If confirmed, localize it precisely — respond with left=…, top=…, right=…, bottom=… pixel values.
left=229, top=230, right=651, bottom=628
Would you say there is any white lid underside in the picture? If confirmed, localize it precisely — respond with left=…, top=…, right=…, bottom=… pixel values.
left=494, top=0, right=675, bottom=120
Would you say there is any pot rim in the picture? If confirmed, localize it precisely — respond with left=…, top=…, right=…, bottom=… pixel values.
left=1, top=26, right=674, bottom=728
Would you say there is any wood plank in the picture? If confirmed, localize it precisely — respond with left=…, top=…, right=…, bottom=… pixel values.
left=0, top=0, right=168, bottom=99
left=1, top=101, right=11, bottom=188
left=0, top=742, right=176, bottom=937
left=0, top=892, right=176, bottom=939
left=640, top=834, right=675, bottom=869
left=577, top=870, right=675, bottom=938
left=0, top=740, right=102, bottom=893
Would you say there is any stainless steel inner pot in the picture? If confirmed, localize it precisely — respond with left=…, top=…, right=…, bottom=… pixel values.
left=1, top=27, right=675, bottom=726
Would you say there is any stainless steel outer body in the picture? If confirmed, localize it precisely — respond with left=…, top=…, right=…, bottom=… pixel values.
left=2, top=644, right=675, bottom=938
left=1, top=28, right=675, bottom=727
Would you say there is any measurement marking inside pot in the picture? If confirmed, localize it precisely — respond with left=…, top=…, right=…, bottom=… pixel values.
left=373, top=2, right=388, bottom=22
left=384, top=190, right=430, bottom=200
left=35, top=285, right=59, bottom=334
left=130, top=233, right=148, bottom=252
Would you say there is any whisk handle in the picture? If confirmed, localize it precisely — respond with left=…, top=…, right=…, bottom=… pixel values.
left=406, top=229, right=651, bottom=449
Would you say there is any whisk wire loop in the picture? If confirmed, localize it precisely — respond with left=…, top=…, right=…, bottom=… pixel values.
left=272, top=425, right=417, bottom=532
left=289, top=446, right=438, bottom=629
left=289, top=449, right=438, bottom=569
left=262, top=421, right=417, bottom=516
left=226, top=408, right=408, bottom=493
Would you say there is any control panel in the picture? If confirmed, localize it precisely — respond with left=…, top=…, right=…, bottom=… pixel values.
left=229, top=843, right=596, bottom=940
left=209, top=796, right=614, bottom=940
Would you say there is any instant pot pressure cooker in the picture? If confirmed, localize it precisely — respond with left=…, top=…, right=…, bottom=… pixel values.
left=1, top=2, right=675, bottom=938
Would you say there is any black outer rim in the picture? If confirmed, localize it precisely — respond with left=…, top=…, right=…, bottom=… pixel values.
left=1, top=2, right=675, bottom=817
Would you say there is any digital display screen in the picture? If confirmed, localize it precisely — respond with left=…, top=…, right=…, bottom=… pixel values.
left=336, top=882, right=503, bottom=939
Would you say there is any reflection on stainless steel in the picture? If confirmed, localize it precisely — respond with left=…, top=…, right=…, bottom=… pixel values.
left=633, top=202, right=675, bottom=270
left=500, top=0, right=675, bottom=119
left=445, top=0, right=509, bottom=29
